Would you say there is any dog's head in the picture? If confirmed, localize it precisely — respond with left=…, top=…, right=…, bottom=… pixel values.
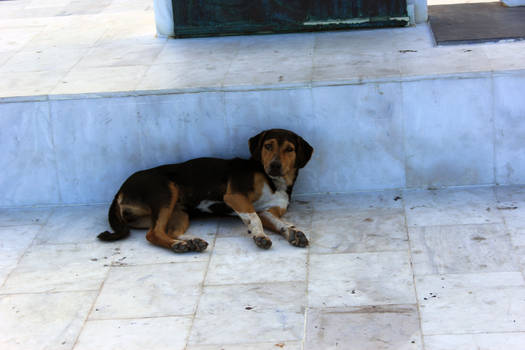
left=249, top=129, right=313, bottom=183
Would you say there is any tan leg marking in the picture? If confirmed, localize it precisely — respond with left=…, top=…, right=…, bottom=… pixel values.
left=167, top=209, right=208, bottom=253
left=145, top=183, right=179, bottom=249
left=224, top=184, right=272, bottom=249
left=259, top=207, right=309, bottom=248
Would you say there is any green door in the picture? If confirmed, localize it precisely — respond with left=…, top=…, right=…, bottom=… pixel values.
left=172, top=0, right=409, bottom=38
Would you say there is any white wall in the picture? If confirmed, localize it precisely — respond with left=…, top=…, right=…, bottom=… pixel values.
left=1, top=72, right=524, bottom=206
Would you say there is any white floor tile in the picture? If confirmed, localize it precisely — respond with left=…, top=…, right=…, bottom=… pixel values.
left=0, top=207, right=53, bottom=227
left=310, top=208, right=408, bottom=254
left=0, top=291, right=95, bottom=350
left=409, top=224, right=518, bottom=275
left=187, top=342, right=302, bottom=350
left=425, top=332, right=525, bottom=350
left=189, top=282, right=306, bottom=345
left=1, top=243, right=118, bottom=293
left=305, top=305, right=422, bottom=350
left=416, top=272, right=525, bottom=334
left=309, top=190, right=403, bottom=213
left=35, top=205, right=107, bottom=245
left=206, top=236, right=307, bottom=285
left=75, top=316, right=192, bottom=350
left=0, top=226, right=40, bottom=285
left=309, top=251, right=415, bottom=308
left=92, top=262, right=206, bottom=319
left=404, top=187, right=502, bottom=227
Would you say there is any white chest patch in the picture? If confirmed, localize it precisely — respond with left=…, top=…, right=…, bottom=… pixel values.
left=253, top=183, right=289, bottom=212
left=196, top=200, right=221, bottom=213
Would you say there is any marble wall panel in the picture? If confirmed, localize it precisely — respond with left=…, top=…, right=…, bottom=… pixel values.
left=0, top=101, right=60, bottom=206
left=403, top=78, right=494, bottom=187
left=312, top=83, right=405, bottom=192
left=493, top=73, right=525, bottom=185
left=50, top=96, right=142, bottom=204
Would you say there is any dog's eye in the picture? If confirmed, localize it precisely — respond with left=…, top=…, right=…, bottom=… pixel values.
left=285, top=147, right=294, bottom=152
left=264, top=144, right=273, bottom=150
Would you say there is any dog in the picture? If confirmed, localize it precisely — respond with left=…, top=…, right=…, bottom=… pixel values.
left=97, top=129, right=313, bottom=252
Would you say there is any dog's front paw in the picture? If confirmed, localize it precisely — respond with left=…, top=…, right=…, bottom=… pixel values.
left=288, top=228, right=309, bottom=247
left=253, top=235, right=272, bottom=249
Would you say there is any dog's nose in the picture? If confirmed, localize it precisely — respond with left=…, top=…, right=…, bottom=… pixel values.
left=269, top=161, right=282, bottom=176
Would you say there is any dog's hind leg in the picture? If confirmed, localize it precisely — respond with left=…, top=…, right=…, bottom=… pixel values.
left=166, top=209, right=208, bottom=253
left=145, top=183, right=208, bottom=253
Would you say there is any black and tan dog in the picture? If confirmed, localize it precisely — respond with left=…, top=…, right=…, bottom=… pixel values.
left=97, top=129, right=313, bottom=252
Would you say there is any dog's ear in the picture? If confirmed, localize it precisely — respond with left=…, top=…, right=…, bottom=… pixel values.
left=249, top=130, right=268, bottom=161
left=295, top=135, right=313, bottom=169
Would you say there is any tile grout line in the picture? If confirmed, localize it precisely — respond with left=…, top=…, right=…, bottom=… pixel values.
left=0, top=208, right=54, bottom=289
left=183, top=222, right=219, bottom=350
left=88, top=313, right=195, bottom=322
left=403, top=196, right=427, bottom=350
left=425, top=329, right=525, bottom=337
left=490, top=71, right=498, bottom=186
left=70, top=260, right=114, bottom=350
left=46, top=96, right=64, bottom=203
left=301, top=205, right=314, bottom=350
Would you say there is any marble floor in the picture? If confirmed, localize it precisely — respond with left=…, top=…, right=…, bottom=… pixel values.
left=1, top=0, right=525, bottom=101
left=1, top=185, right=525, bottom=349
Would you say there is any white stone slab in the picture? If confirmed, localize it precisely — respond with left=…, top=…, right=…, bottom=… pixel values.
left=312, top=83, right=405, bottom=192
left=35, top=205, right=107, bottom=245
left=189, top=282, right=306, bottom=345
left=92, top=262, right=207, bottom=319
left=137, top=62, right=227, bottom=92
left=309, top=251, right=416, bottom=308
left=206, top=236, right=307, bottom=285
left=310, top=208, right=408, bottom=254
left=309, top=190, right=404, bottom=213
left=403, top=187, right=502, bottom=227
left=0, top=226, right=40, bottom=286
left=75, top=316, right=193, bottom=350
left=0, top=47, right=87, bottom=73
left=76, top=42, right=165, bottom=68
left=399, top=46, right=491, bottom=78
left=403, top=78, right=494, bottom=187
left=49, top=97, right=142, bottom=204
left=494, top=74, right=525, bottom=185
left=495, top=185, right=525, bottom=247
left=305, top=305, right=422, bottom=350
left=53, top=65, right=148, bottom=95
left=416, top=272, right=525, bottom=334
left=154, top=36, right=239, bottom=65
left=135, top=92, right=230, bottom=166
left=0, top=207, right=53, bottom=227
left=0, top=70, right=65, bottom=98
left=1, top=243, right=118, bottom=293
left=0, top=101, right=60, bottom=206
left=0, top=291, right=95, bottom=350
left=187, top=342, right=302, bottom=350
left=425, top=333, right=525, bottom=350
left=409, top=223, right=518, bottom=275
left=0, top=26, right=44, bottom=52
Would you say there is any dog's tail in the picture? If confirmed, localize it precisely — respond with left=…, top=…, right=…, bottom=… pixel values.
left=97, top=195, right=130, bottom=241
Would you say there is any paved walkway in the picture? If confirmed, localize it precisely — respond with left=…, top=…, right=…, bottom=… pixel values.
left=1, top=0, right=525, bottom=101
left=1, top=185, right=525, bottom=349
